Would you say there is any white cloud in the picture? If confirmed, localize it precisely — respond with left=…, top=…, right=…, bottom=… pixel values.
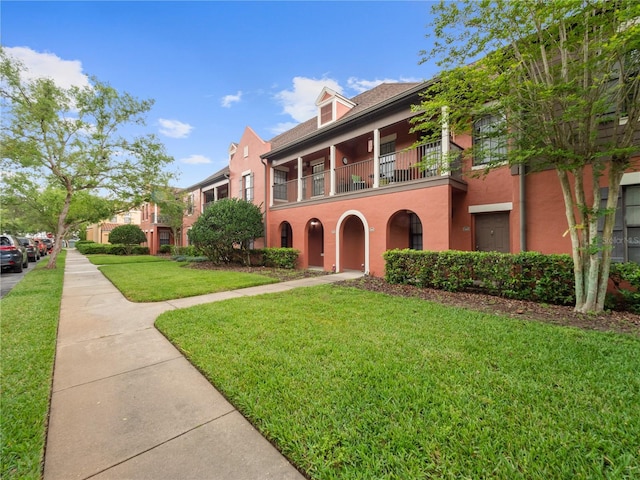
left=347, top=76, right=422, bottom=94
left=158, top=118, right=193, bottom=138
left=3, top=46, right=90, bottom=89
left=180, top=154, right=211, bottom=165
left=221, top=91, right=242, bottom=107
left=275, top=76, right=343, bottom=123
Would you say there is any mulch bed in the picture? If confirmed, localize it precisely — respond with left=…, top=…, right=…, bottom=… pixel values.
left=187, top=262, right=639, bottom=336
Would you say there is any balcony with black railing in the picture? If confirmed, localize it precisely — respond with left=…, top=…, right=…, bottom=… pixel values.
left=271, top=140, right=463, bottom=205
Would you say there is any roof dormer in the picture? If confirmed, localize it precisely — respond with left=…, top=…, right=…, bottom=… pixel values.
left=315, top=87, right=356, bottom=128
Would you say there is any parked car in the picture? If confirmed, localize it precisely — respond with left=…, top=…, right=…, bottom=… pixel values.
left=34, top=239, right=47, bottom=256
left=18, top=237, right=40, bottom=262
left=1, top=234, right=29, bottom=273
left=42, top=238, right=54, bottom=253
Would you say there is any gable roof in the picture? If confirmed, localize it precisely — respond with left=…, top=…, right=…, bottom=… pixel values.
left=268, top=82, right=424, bottom=153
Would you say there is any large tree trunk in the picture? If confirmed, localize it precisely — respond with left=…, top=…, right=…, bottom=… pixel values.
left=46, top=191, right=72, bottom=269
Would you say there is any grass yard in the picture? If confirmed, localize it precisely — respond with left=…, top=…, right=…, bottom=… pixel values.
left=86, top=254, right=170, bottom=265
left=98, top=260, right=278, bottom=302
left=1, top=252, right=66, bottom=480
left=156, top=284, right=640, bottom=479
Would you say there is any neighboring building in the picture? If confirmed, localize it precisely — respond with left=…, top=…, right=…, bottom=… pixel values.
left=258, top=82, right=639, bottom=276
left=85, top=209, right=141, bottom=244
left=179, top=166, right=230, bottom=248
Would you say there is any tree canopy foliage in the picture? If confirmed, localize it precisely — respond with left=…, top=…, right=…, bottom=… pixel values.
left=108, top=224, right=147, bottom=253
left=0, top=47, right=175, bottom=268
left=413, top=0, right=640, bottom=313
left=188, top=198, right=264, bottom=265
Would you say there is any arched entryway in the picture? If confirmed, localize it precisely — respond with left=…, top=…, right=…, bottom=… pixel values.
left=337, top=211, right=368, bottom=273
left=306, top=218, right=324, bottom=268
left=387, top=210, right=423, bottom=250
left=280, top=221, right=293, bottom=248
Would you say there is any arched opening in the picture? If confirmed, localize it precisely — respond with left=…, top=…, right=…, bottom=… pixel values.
left=280, top=221, right=293, bottom=248
left=306, top=218, right=324, bottom=268
left=340, top=215, right=366, bottom=271
left=388, top=210, right=423, bottom=250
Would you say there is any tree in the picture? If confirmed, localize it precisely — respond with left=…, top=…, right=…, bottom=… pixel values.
left=188, top=198, right=264, bottom=265
left=1, top=172, right=120, bottom=239
left=149, top=185, right=187, bottom=249
left=413, top=0, right=640, bottom=313
left=108, top=224, right=147, bottom=254
left=0, top=48, right=174, bottom=268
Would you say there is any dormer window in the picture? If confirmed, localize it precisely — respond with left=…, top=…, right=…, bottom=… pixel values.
left=316, top=87, right=356, bottom=128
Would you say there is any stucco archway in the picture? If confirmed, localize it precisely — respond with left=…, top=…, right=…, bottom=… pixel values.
left=336, top=210, right=369, bottom=274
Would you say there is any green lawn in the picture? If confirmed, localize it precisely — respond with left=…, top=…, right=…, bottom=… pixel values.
left=1, top=252, right=66, bottom=480
left=156, top=285, right=640, bottom=479
left=86, top=254, right=170, bottom=265
left=98, top=261, right=278, bottom=302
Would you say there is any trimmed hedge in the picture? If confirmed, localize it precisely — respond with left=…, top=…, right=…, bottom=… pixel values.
left=263, top=248, right=299, bottom=269
left=75, top=242, right=149, bottom=256
left=384, top=249, right=576, bottom=305
left=609, top=262, right=640, bottom=313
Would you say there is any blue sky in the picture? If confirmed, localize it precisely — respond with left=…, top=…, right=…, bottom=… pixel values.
left=2, top=1, right=441, bottom=188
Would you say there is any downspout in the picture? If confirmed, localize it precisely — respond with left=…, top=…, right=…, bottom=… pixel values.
left=261, top=157, right=268, bottom=246
left=519, top=164, right=527, bottom=252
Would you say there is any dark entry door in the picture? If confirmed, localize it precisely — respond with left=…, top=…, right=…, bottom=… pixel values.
left=475, top=213, right=510, bottom=253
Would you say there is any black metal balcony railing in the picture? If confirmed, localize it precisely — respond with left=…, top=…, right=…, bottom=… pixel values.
left=272, top=141, right=462, bottom=204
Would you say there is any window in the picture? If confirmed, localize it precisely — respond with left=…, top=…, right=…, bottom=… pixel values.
left=124, top=213, right=131, bottom=224
left=600, top=185, right=640, bottom=263
left=159, top=230, right=170, bottom=246
left=473, top=114, right=507, bottom=166
left=312, top=162, right=324, bottom=197
left=379, top=140, right=396, bottom=179
left=281, top=222, right=293, bottom=248
left=243, top=173, right=254, bottom=201
left=409, top=213, right=423, bottom=250
left=320, top=104, right=332, bottom=125
left=274, top=169, right=287, bottom=201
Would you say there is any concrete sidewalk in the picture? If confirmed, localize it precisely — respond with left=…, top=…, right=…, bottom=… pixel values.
left=44, top=249, right=362, bottom=480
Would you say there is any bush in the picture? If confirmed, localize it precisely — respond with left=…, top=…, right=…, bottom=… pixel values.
left=108, top=225, right=146, bottom=254
left=131, top=246, right=150, bottom=255
left=159, top=244, right=172, bottom=254
left=171, top=245, right=198, bottom=257
left=188, top=198, right=264, bottom=265
left=384, top=249, right=575, bottom=306
left=608, top=262, right=640, bottom=313
left=76, top=242, right=108, bottom=254
left=263, top=248, right=299, bottom=269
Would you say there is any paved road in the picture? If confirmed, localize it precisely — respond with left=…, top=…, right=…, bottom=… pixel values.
left=0, top=257, right=45, bottom=298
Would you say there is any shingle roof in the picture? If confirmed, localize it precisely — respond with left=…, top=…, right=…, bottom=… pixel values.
left=269, top=82, right=423, bottom=151
left=100, top=223, right=121, bottom=232
left=184, top=166, right=230, bottom=191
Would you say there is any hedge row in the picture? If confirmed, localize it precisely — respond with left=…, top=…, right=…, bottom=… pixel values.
left=75, top=241, right=149, bottom=256
left=385, top=249, right=574, bottom=306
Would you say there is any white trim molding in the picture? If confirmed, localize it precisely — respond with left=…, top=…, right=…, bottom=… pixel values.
left=469, top=202, right=513, bottom=214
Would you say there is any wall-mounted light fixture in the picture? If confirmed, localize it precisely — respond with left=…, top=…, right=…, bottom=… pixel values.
left=367, top=139, right=373, bottom=152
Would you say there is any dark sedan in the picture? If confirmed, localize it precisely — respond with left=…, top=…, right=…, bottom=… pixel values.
left=1, top=234, right=29, bottom=273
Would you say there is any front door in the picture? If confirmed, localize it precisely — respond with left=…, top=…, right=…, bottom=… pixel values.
left=475, top=213, right=510, bottom=253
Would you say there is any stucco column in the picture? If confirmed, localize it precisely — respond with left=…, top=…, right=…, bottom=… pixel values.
left=441, top=106, right=450, bottom=176
left=329, top=145, right=336, bottom=196
left=297, top=157, right=303, bottom=202
left=373, top=128, right=380, bottom=187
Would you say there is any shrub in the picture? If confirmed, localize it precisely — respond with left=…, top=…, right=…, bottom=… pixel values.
left=76, top=243, right=108, bottom=254
left=108, top=225, right=146, bottom=254
left=263, top=248, right=299, bottom=269
left=188, top=198, right=264, bottom=265
left=159, top=244, right=172, bottom=254
left=131, top=246, right=150, bottom=255
left=384, top=249, right=576, bottom=306
left=608, top=262, right=640, bottom=313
